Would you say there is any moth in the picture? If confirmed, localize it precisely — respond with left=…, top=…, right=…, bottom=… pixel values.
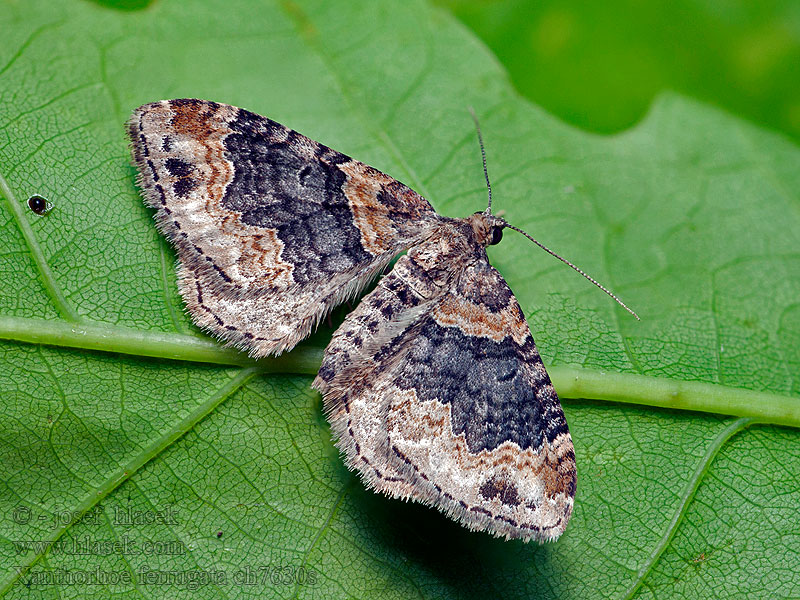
left=127, top=99, right=635, bottom=541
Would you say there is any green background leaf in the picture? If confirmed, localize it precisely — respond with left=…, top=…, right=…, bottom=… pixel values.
left=435, top=0, right=800, bottom=142
left=1, top=0, right=798, bottom=598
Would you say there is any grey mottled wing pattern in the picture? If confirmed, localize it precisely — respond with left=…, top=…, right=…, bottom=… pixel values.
left=313, top=220, right=576, bottom=542
left=127, top=99, right=440, bottom=356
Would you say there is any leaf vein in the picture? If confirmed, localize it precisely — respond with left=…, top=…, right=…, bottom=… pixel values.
left=619, top=417, right=756, bottom=600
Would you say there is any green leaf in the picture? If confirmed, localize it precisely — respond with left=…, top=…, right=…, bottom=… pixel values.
left=435, top=0, right=800, bottom=142
left=0, top=0, right=798, bottom=598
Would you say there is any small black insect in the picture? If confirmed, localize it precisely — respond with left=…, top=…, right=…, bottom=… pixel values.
left=27, top=195, right=53, bottom=216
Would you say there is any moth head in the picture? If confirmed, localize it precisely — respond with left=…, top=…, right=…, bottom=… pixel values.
left=469, top=211, right=507, bottom=247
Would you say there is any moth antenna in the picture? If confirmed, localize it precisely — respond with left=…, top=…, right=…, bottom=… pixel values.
left=506, top=224, right=640, bottom=320
left=467, top=108, right=637, bottom=319
left=468, top=107, right=492, bottom=214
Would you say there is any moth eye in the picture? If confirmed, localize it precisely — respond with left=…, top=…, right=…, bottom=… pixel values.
left=489, top=226, right=503, bottom=245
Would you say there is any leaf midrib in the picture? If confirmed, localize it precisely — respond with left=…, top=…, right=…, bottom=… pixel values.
left=1, top=314, right=798, bottom=428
